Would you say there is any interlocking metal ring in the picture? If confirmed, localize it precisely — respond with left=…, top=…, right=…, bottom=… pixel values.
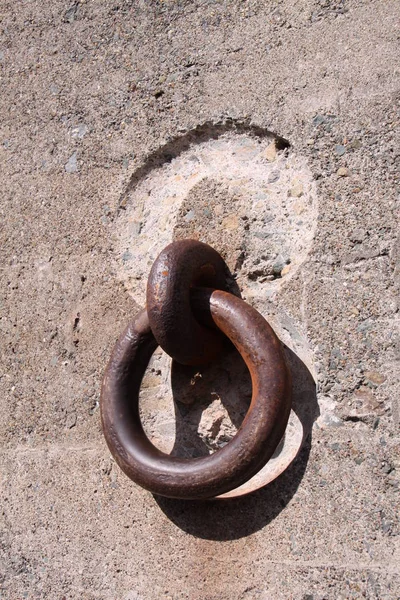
left=101, top=240, right=292, bottom=500
left=147, top=240, right=230, bottom=365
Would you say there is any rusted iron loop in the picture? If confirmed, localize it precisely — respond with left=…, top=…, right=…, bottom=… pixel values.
left=101, top=287, right=292, bottom=500
left=146, top=239, right=231, bottom=365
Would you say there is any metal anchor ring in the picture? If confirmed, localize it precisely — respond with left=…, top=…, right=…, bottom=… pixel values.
left=101, top=282, right=292, bottom=500
left=146, top=239, right=231, bottom=366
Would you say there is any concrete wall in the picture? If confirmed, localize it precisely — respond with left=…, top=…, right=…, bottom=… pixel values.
left=1, top=1, right=399, bottom=598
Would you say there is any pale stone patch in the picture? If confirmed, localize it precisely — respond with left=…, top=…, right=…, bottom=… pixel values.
left=114, top=131, right=318, bottom=307
left=113, top=130, right=320, bottom=495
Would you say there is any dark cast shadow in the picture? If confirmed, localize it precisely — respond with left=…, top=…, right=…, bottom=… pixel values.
left=153, top=342, right=319, bottom=540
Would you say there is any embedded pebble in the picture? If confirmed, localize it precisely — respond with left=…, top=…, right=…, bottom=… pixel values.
left=268, top=170, right=280, bottom=183
left=65, top=412, right=77, bottom=429
left=71, top=124, right=88, bottom=139
left=349, top=387, right=385, bottom=417
left=350, top=228, right=366, bottom=243
left=222, top=214, right=239, bottom=230
left=183, top=209, right=195, bottom=222
left=290, top=180, right=304, bottom=197
left=65, top=152, right=78, bottom=173
left=364, top=371, right=386, bottom=385
left=122, top=250, right=133, bottom=263
left=316, top=412, right=343, bottom=429
left=335, top=144, right=346, bottom=156
left=272, top=255, right=289, bottom=275
left=337, top=166, right=350, bottom=177
left=261, top=141, right=277, bottom=162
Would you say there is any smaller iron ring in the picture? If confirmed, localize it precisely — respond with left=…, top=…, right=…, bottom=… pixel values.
left=146, top=239, right=231, bottom=365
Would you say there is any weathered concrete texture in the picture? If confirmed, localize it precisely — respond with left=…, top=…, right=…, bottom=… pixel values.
left=1, top=0, right=399, bottom=598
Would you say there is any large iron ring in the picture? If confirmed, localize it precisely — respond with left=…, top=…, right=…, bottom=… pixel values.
left=101, top=288, right=292, bottom=500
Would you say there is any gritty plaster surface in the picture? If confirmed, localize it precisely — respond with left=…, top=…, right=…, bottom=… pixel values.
left=1, top=1, right=399, bottom=599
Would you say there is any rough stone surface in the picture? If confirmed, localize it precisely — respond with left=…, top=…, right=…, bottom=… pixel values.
left=1, top=1, right=399, bottom=599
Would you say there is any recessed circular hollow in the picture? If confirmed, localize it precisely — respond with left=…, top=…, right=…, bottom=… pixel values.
left=216, top=411, right=303, bottom=499
left=146, top=239, right=231, bottom=366
left=101, top=289, right=292, bottom=500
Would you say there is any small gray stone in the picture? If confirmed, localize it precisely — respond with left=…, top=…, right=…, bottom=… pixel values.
left=329, top=442, right=340, bottom=451
left=316, top=413, right=343, bottom=429
left=335, top=144, right=346, bottom=156
left=342, top=246, right=380, bottom=264
left=357, top=320, right=373, bottom=333
left=184, top=209, right=195, bottom=222
left=254, top=192, right=268, bottom=200
left=381, top=518, right=392, bottom=535
left=65, top=412, right=77, bottom=429
left=122, top=250, right=133, bottom=264
left=63, top=3, right=79, bottom=23
left=272, top=254, right=289, bottom=275
left=253, top=231, right=272, bottom=240
left=129, top=221, right=142, bottom=236
left=268, top=171, right=280, bottom=183
left=312, top=115, right=325, bottom=126
left=65, top=152, right=78, bottom=173
left=349, top=228, right=366, bottom=243
left=349, top=139, right=362, bottom=149
left=71, top=124, right=88, bottom=139
left=89, top=400, right=99, bottom=416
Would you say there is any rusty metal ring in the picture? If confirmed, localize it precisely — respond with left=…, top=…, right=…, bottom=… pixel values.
left=146, top=239, right=231, bottom=365
left=101, top=288, right=292, bottom=500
